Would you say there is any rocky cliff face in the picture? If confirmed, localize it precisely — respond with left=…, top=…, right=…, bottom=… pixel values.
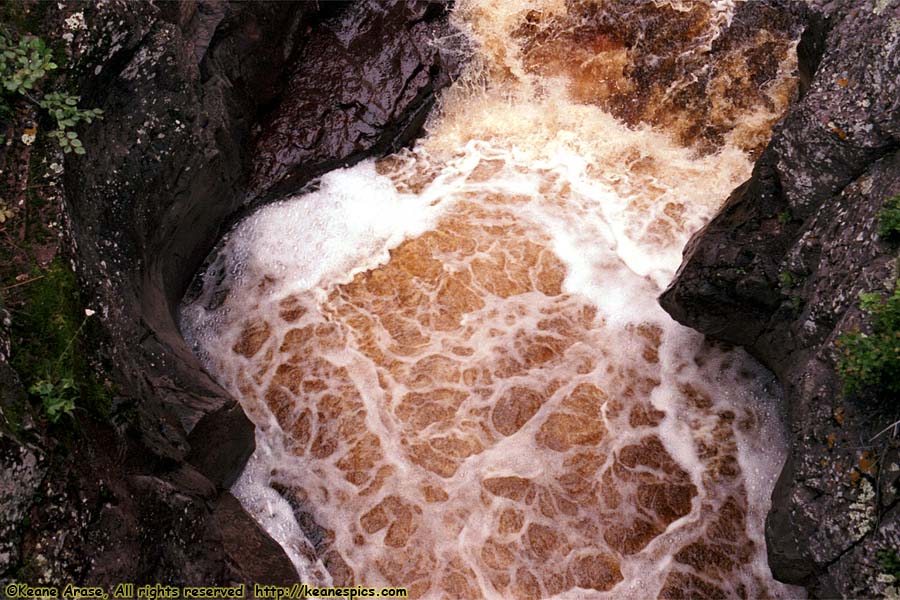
left=661, top=1, right=900, bottom=596
left=1, top=0, right=462, bottom=586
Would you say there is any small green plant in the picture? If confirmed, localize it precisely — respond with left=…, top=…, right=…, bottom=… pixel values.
left=29, top=377, right=76, bottom=423
left=8, top=261, right=109, bottom=426
left=879, top=193, right=900, bottom=241
left=0, top=30, right=102, bottom=154
left=0, top=201, right=14, bottom=223
left=779, top=270, right=796, bottom=289
left=26, top=300, right=92, bottom=424
left=836, top=281, right=900, bottom=395
left=777, top=210, right=792, bottom=225
left=0, top=34, right=56, bottom=93
left=878, top=548, right=900, bottom=583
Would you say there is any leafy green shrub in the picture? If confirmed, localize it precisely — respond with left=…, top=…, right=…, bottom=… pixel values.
left=0, top=34, right=57, bottom=93
left=836, top=282, right=900, bottom=395
left=0, top=30, right=102, bottom=154
left=879, top=193, right=900, bottom=241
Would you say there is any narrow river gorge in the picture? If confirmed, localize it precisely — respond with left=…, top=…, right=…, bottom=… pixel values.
left=180, top=1, right=806, bottom=597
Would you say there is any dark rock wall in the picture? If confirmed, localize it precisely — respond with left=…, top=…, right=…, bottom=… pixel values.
left=2, top=0, right=462, bottom=587
left=661, top=0, right=900, bottom=596
left=249, top=0, right=464, bottom=200
left=0, top=305, right=44, bottom=581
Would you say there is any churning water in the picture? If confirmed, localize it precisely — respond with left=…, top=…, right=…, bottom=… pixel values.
left=180, top=1, right=806, bottom=597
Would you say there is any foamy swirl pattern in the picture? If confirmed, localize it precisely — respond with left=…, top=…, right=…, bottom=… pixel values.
left=180, top=0, right=805, bottom=597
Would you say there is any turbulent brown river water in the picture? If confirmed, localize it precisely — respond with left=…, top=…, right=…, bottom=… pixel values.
left=180, top=1, right=807, bottom=597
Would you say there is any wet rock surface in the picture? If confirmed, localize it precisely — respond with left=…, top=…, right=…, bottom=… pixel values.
left=1, top=0, right=462, bottom=587
left=0, top=436, right=44, bottom=578
left=661, top=0, right=900, bottom=596
left=0, top=306, right=43, bottom=580
left=249, top=0, right=465, bottom=199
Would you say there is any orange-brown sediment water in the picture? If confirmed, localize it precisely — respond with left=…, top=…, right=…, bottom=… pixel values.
left=180, top=1, right=805, bottom=597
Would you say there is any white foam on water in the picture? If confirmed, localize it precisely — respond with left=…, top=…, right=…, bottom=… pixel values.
left=180, top=0, right=805, bottom=597
left=200, top=163, right=445, bottom=297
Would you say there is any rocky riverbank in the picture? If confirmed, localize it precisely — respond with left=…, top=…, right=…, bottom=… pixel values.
left=1, top=0, right=463, bottom=587
left=661, top=1, right=900, bottom=596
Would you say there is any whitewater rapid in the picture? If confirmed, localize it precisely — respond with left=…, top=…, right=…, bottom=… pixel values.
left=180, top=1, right=805, bottom=597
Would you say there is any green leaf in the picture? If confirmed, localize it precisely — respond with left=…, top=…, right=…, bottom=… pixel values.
left=66, top=131, right=77, bottom=139
left=70, top=138, right=82, bottom=147
left=860, top=292, right=883, bottom=312
left=65, top=96, right=77, bottom=106
left=73, top=146, right=86, bottom=155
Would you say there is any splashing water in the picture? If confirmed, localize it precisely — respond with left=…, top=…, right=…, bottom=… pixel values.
left=180, top=1, right=806, bottom=597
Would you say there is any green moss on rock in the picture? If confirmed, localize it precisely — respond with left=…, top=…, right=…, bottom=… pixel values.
left=8, top=259, right=112, bottom=426
left=836, top=280, right=900, bottom=396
